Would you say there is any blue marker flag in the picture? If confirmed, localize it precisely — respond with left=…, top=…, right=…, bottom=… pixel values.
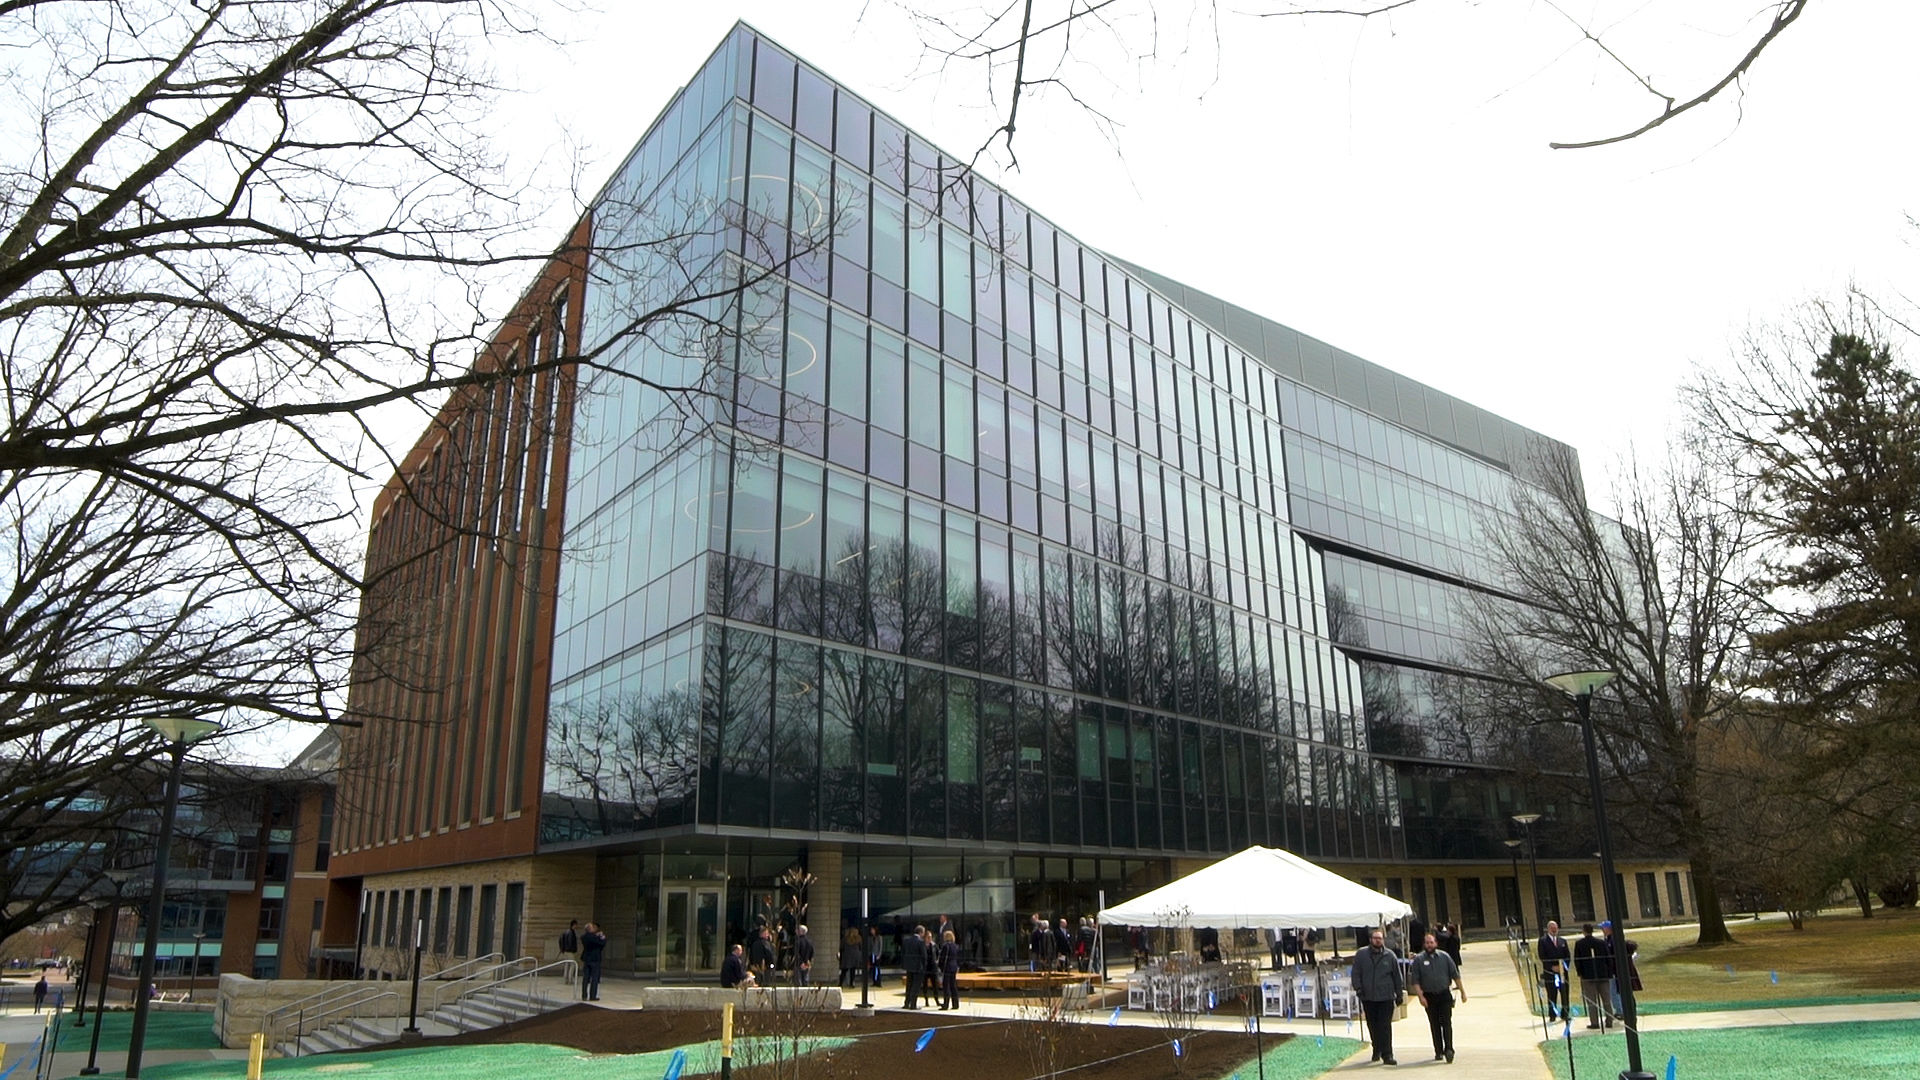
left=1173, top=1039, right=1184, bottom=1058
left=1724, top=964, right=1735, bottom=977
left=916, top=1028, right=936, bottom=1053
left=1563, top=1019, right=1572, bottom=1040
left=1208, top=990, right=1217, bottom=1010
left=662, top=1048, right=687, bottom=1080
left=1770, top=971, right=1779, bottom=985
left=1572, top=1004, right=1583, bottom=1018
left=1316, top=1036, right=1325, bottom=1049
left=1667, top=1053, right=1678, bottom=1080
left=1110, top=1006, right=1123, bottom=1026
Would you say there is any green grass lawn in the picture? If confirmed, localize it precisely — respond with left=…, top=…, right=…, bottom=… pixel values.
left=1629, top=907, right=1920, bottom=1011
left=1539, top=1020, right=1920, bottom=1079
left=48, top=1011, right=224, bottom=1053
left=60, top=1037, right=853, bottom=1080
left=1218, top=1035, right=1360, bottom=1080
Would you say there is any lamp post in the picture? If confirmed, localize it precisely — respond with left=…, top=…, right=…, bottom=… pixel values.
left=1513, top=812, right=1545, bottom=932
left=187, top=930, right=207, bottom=1002
left=404, top=916, right=426, bottom=1037
left=856, top=887, right=872, bottom=1015
left=126, top=716, right=222, bottom=1080
left=1503, top=839, right=1525, bottom=938
left=73, top=903, right=99, bottom=1028
left=81, top=871, right=134, bottom=1076
left=1545, top=670, right=1652, bottom=1080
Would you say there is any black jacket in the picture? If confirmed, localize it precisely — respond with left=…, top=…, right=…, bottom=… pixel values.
left=1350, top=946, right=1404, bottom=1002
left=721, top=952, right=748, bottom=987
left=901, top=933, right=929, bottom=974
left=579, top=930, right=607, bottom=964
left=1573, top=934, right=1612, bottom=980
left=794, top=934, right=816, bottom=967
left=1537, top=933, right=1571, bottom=976
left=748, top=934, right=776, bottom=971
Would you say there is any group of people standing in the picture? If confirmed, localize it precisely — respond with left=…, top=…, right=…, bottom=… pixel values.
left=1026, top=914, right=1097, bottom=972
left=558, top=920, right=608, bottom=1001
left=898, top=920, right=962, bottom=1009
left=1537, top=919, right=1634, bottom=1028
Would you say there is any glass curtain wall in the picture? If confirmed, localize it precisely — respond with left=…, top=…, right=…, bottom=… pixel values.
left=543, top=26, right=1574, bottom=869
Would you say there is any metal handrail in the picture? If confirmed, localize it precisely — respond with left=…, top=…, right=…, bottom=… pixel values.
left=265, top=981, right=378, bottom=1042
left=270, top=984, right=386, bottom=1048
left=288, top=990, right=399, bottom=1057
left=426, top=952, right=507, bottom=982
left=437, top=959, right=577, bottom=1033
left=429, top=956, right=538, bottom=1010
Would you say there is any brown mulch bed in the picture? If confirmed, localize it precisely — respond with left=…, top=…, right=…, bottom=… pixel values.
left=410, top=1002, right=1286, bottom=1080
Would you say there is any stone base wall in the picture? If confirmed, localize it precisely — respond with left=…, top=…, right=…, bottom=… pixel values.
left=640, top=986, right=843, bottom=1012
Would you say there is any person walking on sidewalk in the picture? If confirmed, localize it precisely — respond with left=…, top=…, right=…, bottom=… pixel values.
left=34, top=974, right=49, bottom=1012
left=1412, top=933, right=1466, bottom=1064
left=1351, top=928, right=1405, bottom=1066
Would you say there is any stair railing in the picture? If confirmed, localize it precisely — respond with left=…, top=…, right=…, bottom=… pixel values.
left=429, top=956, right=538, bottom=1011
left=435, top=959, right=578, bottom=1033
left=269, top=984, right=386, bottom=1050
left=286, top=989, right=399, bottom=1057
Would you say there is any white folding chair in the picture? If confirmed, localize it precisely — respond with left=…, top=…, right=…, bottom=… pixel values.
left=1292, top=974, right=1318, bottom=1018
left=1261, top=976, right=1288, bottom=1017
left=1127, top=974, right=1149, bottom=1010
left=1325, top=975, right=1355, bottom=1019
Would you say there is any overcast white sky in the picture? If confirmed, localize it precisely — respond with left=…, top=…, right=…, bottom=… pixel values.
left=487, top=0, right=1919, bottom=504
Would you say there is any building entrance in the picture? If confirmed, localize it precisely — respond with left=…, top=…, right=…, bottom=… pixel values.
left=661, top=885, right=724, bottom=973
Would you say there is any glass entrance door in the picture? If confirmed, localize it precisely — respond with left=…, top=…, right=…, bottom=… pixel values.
left=661, top=885, right=725, bottom=974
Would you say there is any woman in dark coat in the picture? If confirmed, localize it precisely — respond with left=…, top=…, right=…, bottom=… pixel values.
left=938, top=929, right=962, bottom=1009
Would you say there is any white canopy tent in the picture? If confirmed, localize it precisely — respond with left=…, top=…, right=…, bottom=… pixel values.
left=1097, top=846, right=1414, bottom=928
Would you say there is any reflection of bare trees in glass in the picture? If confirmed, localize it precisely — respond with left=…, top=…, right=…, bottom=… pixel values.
left=543, top=686, right=701, bottom=841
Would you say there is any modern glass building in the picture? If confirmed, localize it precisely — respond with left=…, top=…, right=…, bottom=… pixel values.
left=331, top=23, right=1691, bottom=983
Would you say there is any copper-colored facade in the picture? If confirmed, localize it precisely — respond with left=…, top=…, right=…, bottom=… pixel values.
left=330, top=219, right=587, bottom=883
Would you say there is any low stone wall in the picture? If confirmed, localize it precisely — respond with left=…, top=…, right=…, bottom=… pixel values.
left=640, top=986, right=843, bottom=1012
left=214, top=974, right=411, bottom=1049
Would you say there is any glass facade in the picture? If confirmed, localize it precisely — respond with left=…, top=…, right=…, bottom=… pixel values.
left=538, top=26, right=1590, bottom=935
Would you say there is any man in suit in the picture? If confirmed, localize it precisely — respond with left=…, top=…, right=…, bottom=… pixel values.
left=901, top=923, right=930, bottom=1008
left=1536, top=920, right=1572, bottom=1022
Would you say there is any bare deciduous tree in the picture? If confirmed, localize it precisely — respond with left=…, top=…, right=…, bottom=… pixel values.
left=893, top=0, right=1810, bottom=163
left=1462, top=442, right=1762, bottom=946
left=0, top=0, right=819, bottom=935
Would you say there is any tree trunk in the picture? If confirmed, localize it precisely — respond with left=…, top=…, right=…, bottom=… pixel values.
left=1687, top=848, right=1735, bottom=945
left=1850, top=877, right=1874, bottom=918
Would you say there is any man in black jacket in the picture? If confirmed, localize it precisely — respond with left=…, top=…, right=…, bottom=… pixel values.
left=1030, top=914, right=1055, bottom=972
left=1351, top=929, right=1405, bottom=1066
left=721, top=944, right=751, bottom=988
left=579, top=922, right=608, bottom=1002
left=792, top=925, right=816, bottom=985
left=1574, top=923, right=1615, bottom=1029
left=901, top=923, right=930, bottom=1008
left=1536, top=921, right=1572, bottom=1022
left=748, top=926, right=777, bottom=980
